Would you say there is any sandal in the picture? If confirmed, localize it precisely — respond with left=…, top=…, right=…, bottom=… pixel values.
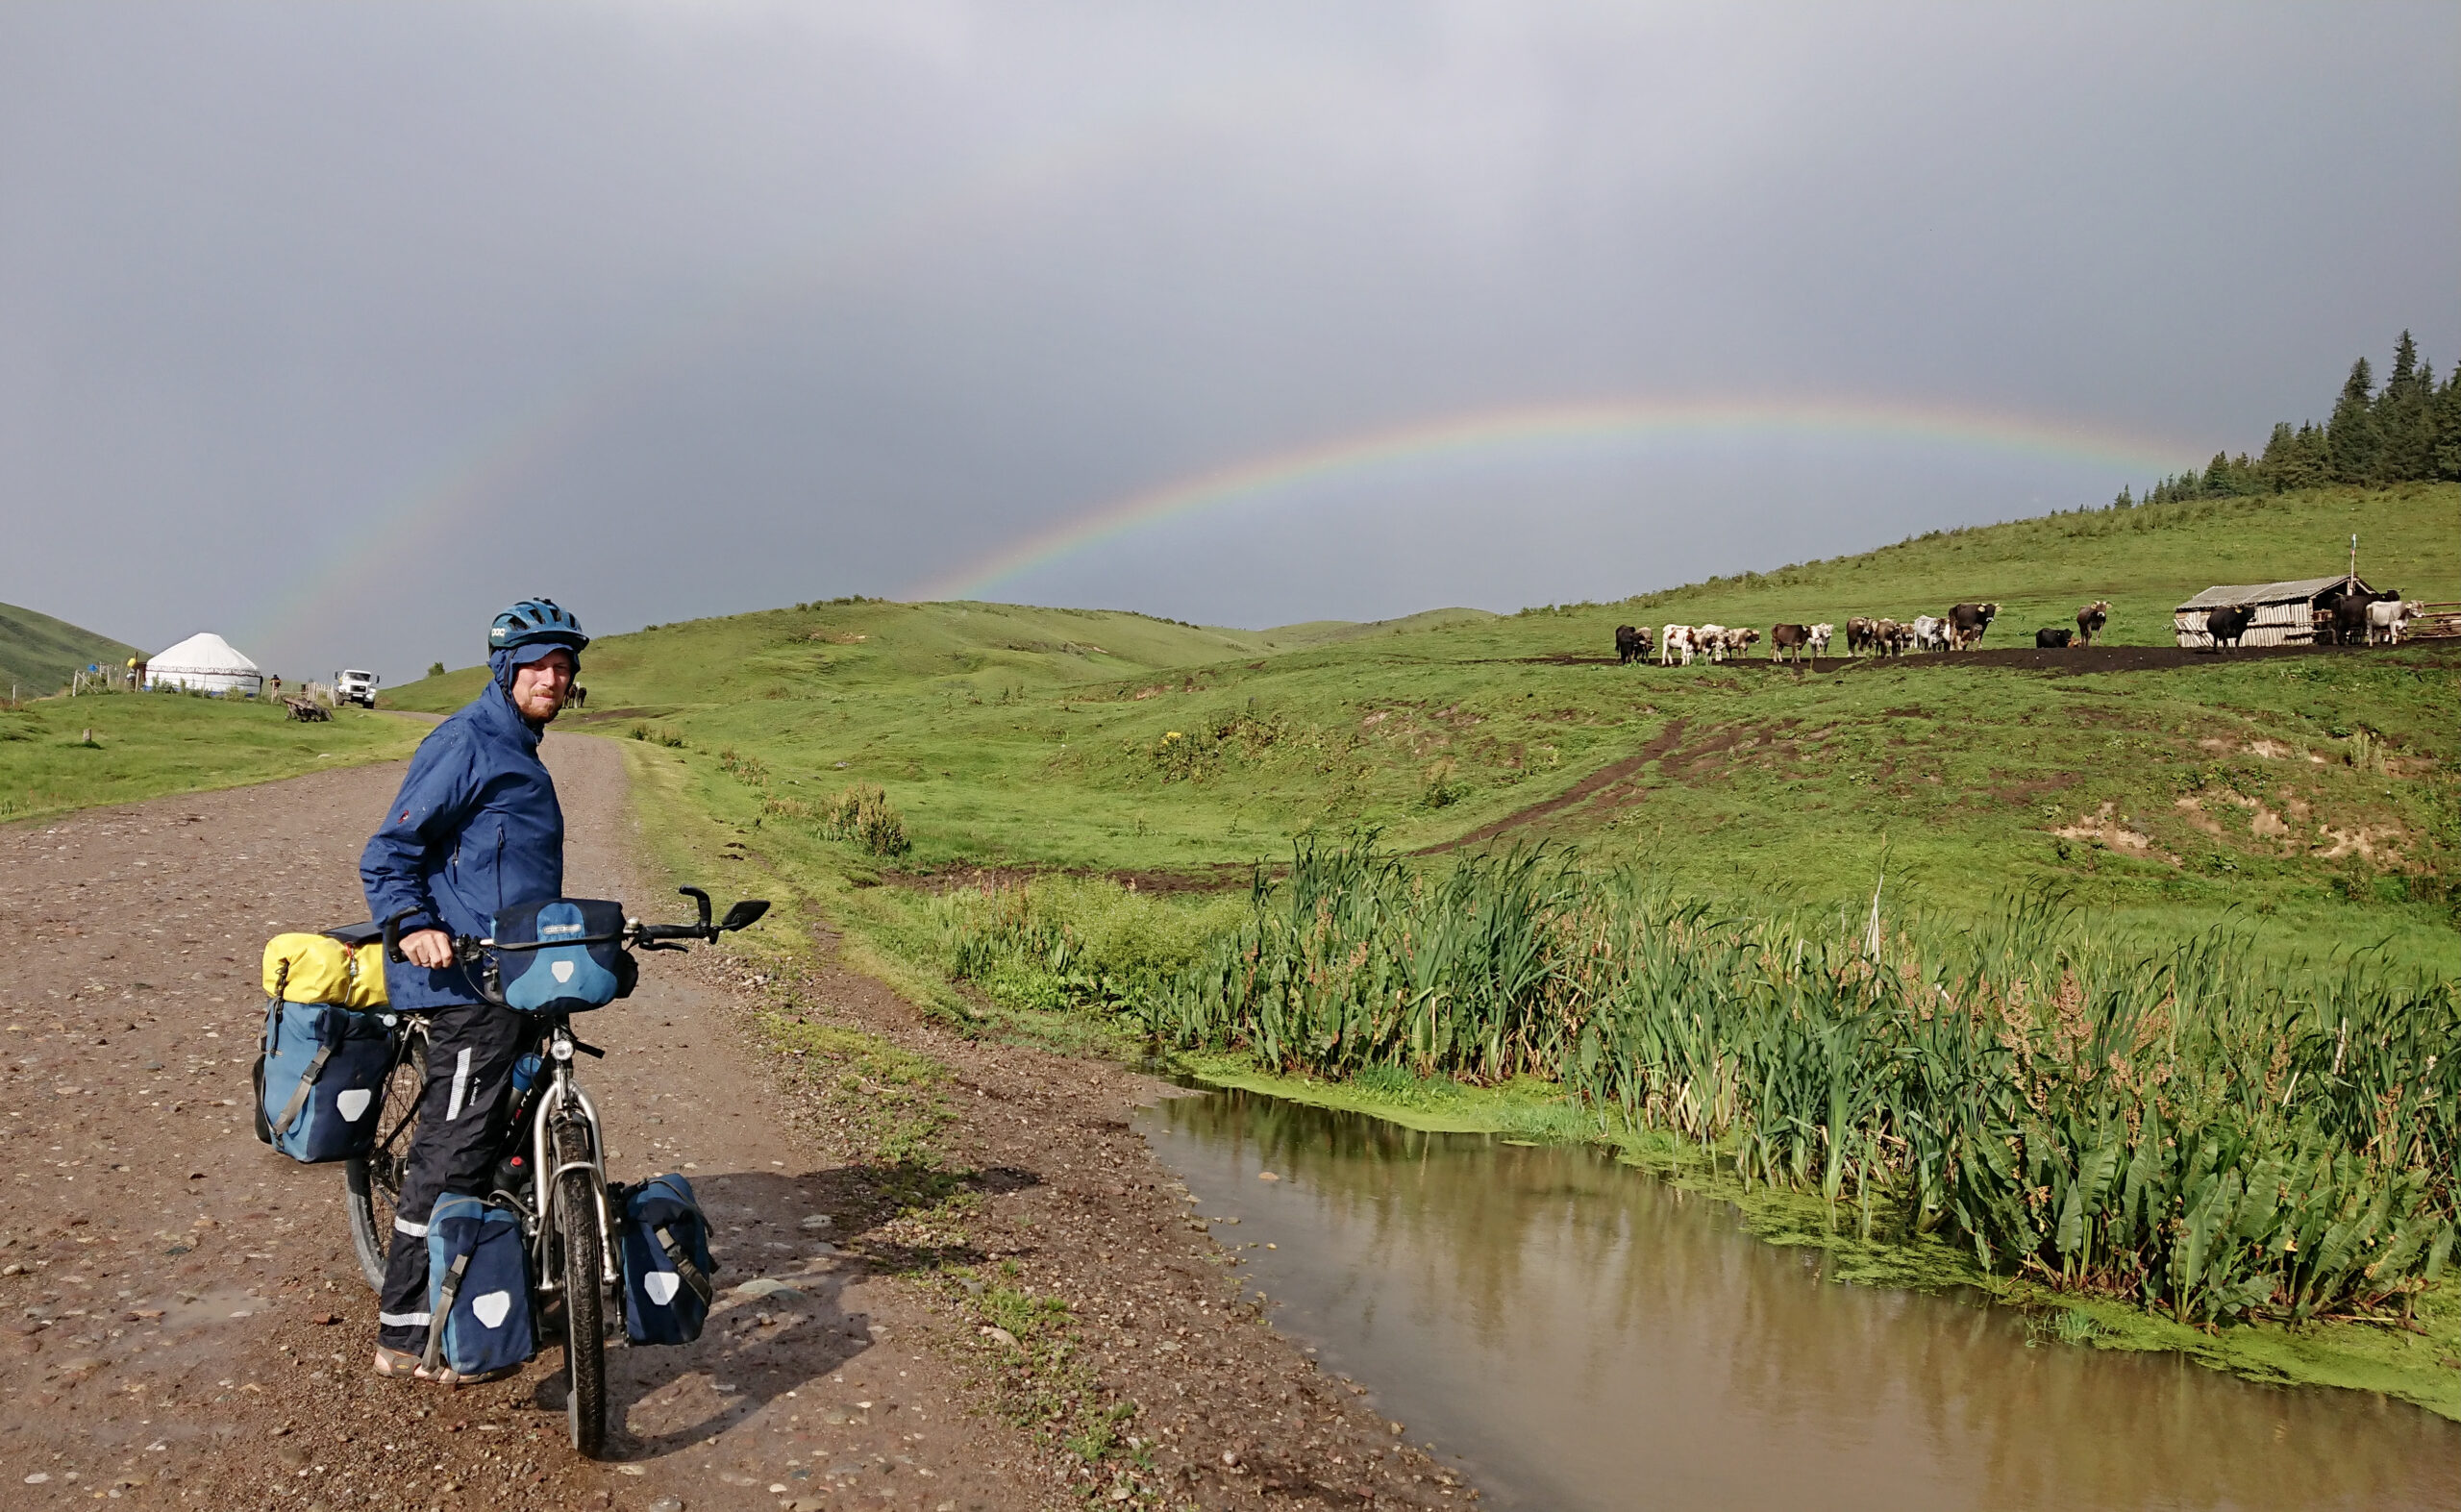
left=375, top=1346, right=520, bottom=1388
left=372, top=1346, right=436, bottom=1382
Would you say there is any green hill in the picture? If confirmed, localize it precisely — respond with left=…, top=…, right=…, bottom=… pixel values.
left=388, top=482, right=2461, bottom=970
left=0, top=600, right=139, bottom=698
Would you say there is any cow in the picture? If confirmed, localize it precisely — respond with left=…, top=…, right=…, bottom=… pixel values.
left=1888, top=621, right=1918, bottom=656
left=1949, top=602, right=1999, bottom=649
left=2368, top=599, right=2423, bottom=647
left=1806, top=623, right=1835, bottom=657
left=1614, top=624, right=1653, bottom=664
left=1871, top=618, right=1906, bottom=657
left=1659, top=625, right=1697, bottom=666
left=1770, top=624, right=1811, bottom=664
left=1910, top=614, right=1951, bottom=653
left=1845, top=616, right=1880, bottom=657
left=566, top=684, right=587, bottom=708
left=1694, top=624, right=1728, bottom=661
left=2333, top=589, right=2400, bottom=647
left=2205, top=604, right=2257, bottom=650
left=2035, top=628, right=2074, bottom=649
left=2076, top=600, right=2110, bottom=647
left=1724, top=626, right=1762, bottom=659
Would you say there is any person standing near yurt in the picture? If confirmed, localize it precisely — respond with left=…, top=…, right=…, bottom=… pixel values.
left=358, top=598, right=585, bottom=1382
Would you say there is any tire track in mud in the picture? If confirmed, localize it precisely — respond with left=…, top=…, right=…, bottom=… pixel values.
left=1415, top=719, right=1688, bottom=855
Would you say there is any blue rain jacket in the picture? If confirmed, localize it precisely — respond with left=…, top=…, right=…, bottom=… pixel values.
left=360, top=657, right=567, bottom=1010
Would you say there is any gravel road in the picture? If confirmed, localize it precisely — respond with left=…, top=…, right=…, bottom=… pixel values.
left=1, top=732, right=1468, bottom=1510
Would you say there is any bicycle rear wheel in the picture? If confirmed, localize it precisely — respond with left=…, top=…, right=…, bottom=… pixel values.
left=344, top=1022, right=429, bottom=1292
left=555, top=1129, right=608, bottom=1456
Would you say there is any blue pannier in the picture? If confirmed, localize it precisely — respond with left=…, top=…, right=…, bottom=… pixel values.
left=257, top=998, right=393, bottom=1163
left=424, top=1193, right=534, bottom=1377
left=490, top=898, right=635, bottom=1014
left=618, top=1174, right=717, bottom=1345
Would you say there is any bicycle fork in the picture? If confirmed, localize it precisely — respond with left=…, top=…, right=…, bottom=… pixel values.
left=531, top=1045, right=619, bottom=1293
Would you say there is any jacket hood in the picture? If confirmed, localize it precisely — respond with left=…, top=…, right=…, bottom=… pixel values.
left=489, top=645, right=582, bottom=724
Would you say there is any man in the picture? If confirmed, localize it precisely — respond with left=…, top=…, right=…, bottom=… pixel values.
left=359, top=598, right=585, bottom=1381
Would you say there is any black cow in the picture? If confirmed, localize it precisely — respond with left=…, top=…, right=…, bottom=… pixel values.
left=566, top=684, right=588, bottom=709
left=1949, top=601, right=1999, bottom=649
left=2035, top=628, right=2074, bottom=649
left=1770, top=623, right=1811, bottom=664
left=2205, top=605, right=2257, bottom=650
left=2331, top=589, right=2399, bottom=647
left=1614, top=625, right=1652, bottom=664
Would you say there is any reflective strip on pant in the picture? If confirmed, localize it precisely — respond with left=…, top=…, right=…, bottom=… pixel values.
left=393, top=1215, right=429, bottom=1238
left=378, top=1310, right=433, bottom=1327
left=445, top=1047, right=473, bottom=1122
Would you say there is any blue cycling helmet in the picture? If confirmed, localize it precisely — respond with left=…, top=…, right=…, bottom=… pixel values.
left=488, top=598, right=589, bottom=657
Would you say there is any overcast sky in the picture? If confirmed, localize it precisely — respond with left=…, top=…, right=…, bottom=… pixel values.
left=3, top=3, right=2453, bottom=681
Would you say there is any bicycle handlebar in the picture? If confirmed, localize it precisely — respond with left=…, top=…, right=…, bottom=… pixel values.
left=381, top=888, right=769, bottom=965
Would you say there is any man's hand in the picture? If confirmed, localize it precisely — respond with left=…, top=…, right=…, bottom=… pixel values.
left=399, top=928, right=456, bottom=970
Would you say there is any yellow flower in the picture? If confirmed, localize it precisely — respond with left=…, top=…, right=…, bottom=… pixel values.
left=1164, top=731, right=1181, bottom=741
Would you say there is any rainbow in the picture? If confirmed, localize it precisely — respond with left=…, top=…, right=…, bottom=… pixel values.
left=905, top=396, right=2200, bottom=603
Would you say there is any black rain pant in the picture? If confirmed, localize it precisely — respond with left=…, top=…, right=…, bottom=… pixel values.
left=377, top=1000, right=532, bottom=1353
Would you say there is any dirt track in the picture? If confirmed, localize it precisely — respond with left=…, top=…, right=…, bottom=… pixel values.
left=1, top=734, right=1464, bottom=1509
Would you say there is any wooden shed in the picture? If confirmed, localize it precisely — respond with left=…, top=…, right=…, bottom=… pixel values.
left=2173, top=575, right=2372, bottom=649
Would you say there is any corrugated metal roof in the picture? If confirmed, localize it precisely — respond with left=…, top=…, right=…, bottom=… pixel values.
left=2175, top=575, right=2366, bottom=611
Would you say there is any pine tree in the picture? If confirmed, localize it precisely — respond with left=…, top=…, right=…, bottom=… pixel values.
left=2434, top=366, right=2461, bottom=482
left=2111, top=484, right=2133, bottom=510
left=2326, top=356, right=2380, bottom=483
left=2377, top=340, right=2436, bottom=483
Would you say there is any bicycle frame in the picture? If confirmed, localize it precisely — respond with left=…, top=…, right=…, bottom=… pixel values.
left=528, top=1023, right=619, bottom=1296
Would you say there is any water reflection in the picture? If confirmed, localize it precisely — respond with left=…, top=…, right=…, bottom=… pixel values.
left=1139, top=1088, right=2461, bottom=1512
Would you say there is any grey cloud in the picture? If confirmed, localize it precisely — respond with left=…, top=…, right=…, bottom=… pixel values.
left=1, top=2, right=2451, bottom=679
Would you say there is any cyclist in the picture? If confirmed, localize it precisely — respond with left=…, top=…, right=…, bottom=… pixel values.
left=359, top=598, right=585, bottom=1382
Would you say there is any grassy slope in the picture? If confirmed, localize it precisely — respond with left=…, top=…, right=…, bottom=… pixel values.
left=0, top=600, right=140, bottom=697
left=393, top=482, right=2461, bottom=971
left=0, top=693, right=427, bottom=825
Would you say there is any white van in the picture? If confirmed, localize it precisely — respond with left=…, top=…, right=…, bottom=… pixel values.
left=335, top=669, right=381, bottom=708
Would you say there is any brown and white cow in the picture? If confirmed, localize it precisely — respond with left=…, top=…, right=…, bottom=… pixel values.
left=1845, top=616, right=1880, bottom=656
left=2075, top=600, right=2110, bottom=647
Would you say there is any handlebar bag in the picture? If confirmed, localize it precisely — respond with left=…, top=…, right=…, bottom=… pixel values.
left=490, top=898, right=636, bottom=1013
left=617, top=1174, right=718, bottom=1345
left=255, top=997, right=394, bottom=1163
left=423, top=1193, right=535, bottom=1377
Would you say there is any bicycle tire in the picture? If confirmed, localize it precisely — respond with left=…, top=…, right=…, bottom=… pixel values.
left=344, top=1023, right=429, bottom=1292
left=557, top=1157, right=608, bottom=1457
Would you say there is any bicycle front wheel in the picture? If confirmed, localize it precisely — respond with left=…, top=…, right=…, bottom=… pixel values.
left=557, top=1159, right=608, bottom=1456
left=344, top=1022, right=429, bottom=1292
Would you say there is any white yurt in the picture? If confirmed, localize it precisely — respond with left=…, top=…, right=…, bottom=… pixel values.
left=147, top=632, right=264, bottom=695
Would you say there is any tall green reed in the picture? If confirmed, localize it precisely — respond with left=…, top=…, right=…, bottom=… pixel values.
left=1143, top=837, right=2458, bottom=1325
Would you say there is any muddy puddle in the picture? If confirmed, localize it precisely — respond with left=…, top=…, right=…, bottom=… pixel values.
left=1138, top=1088, right=2461, bottom=1512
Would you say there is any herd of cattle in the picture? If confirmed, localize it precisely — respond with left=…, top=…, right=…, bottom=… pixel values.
left=1617, top=600, right=2046, bottom=665
left=1613, top=588, right=2427, bottom=665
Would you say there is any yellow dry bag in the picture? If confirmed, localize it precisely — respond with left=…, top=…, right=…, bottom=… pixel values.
left=261, top=933, right=389, bottom=1011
